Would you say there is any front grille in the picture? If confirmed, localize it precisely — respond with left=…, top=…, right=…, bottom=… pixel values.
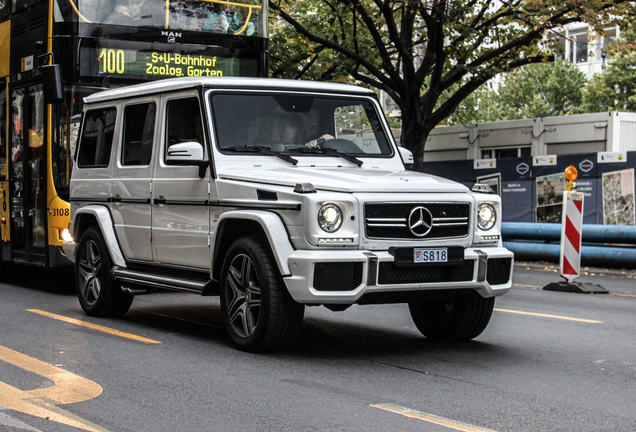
left=313, top=262, right=364, bottom=291
left=378, top=261, right=475, bottom=285
left=365, top=203, right=470, bottom=240
left=487, top=258, right=512, bottom=285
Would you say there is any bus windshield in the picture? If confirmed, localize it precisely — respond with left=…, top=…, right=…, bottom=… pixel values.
left=57, top=0, right=264, bottom=36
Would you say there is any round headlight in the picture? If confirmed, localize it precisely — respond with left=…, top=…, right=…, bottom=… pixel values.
left=318, top=203, right=343, bottom=232
left=477, top=203, right=497, bottom=231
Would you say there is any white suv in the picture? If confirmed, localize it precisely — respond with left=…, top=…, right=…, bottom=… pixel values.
left=63, top=77, right=513, bottom=352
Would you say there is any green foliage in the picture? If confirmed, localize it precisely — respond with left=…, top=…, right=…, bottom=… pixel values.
left=268, top=0, right=635, bottom=169
left=444, top=59, right=588, bottom=125
left=582, top=26, right=636, bottom=112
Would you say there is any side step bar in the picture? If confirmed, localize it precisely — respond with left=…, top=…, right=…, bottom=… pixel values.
left=112, top=266, right=216, bottom=295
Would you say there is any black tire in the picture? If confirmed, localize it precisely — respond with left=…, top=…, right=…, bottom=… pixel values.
left=220, top=236, right=304, bottom=353
left=408, top=290, right=495, bottom=341
left=75, top=227, right=133, bottom=317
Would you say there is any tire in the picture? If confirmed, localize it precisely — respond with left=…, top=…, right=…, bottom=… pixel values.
left=408, top=290, right=495, bottom=341
left=220, top=236, right=304, bottom=353
left=75, top=227, right=133, bottom=317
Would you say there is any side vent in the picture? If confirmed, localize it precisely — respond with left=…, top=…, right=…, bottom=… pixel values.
left=12, top=23, right=27, bottom=37
left=257, top=190, right=278, bottom=201
left=30, top=16, right=46, bottom=30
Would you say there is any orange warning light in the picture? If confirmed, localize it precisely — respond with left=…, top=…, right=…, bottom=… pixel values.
left=565, top=165, right=578, bottom=182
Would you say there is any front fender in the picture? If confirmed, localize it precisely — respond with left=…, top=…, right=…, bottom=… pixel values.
left=215, top=210, right=294, bottom=276
left=67, top=205, right=126, bottom=267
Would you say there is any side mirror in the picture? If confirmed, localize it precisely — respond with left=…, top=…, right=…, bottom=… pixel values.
left=42, top=64, right=63, bottom=104
left=166, top=142, right=208, bottom=177
left=398, top=146, right=414, bottom=170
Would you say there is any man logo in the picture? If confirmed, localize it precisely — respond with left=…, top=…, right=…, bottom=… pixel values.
left=408, top=206, right=434, bottom=237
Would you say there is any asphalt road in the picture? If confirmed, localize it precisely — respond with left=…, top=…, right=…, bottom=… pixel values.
left=1, top=262, right=635, bottom=432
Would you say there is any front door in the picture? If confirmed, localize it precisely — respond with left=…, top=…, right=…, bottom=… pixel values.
left=9, top=84, right=48, bottom=264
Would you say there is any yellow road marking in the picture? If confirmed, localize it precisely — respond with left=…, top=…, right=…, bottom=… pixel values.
left=0, top=345, right=109, bottom=432
left=372, top=404, right=498, bottom=432
left=27, top=310, right=162, bottom=344
left=494, top=308, right=603, bottom=324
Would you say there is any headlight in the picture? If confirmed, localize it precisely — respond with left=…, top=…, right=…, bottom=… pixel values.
left=477, top=203, right=496, bottom=231
left=318, top=203, right=343, bottom=232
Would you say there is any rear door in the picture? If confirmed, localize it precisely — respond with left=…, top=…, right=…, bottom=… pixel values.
left=110, top=99, right=157, bottom=262
left=152, top=92, right=211, bottom=269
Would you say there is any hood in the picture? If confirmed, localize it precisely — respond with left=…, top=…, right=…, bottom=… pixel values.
left=218, top=166, right=469, bottom=193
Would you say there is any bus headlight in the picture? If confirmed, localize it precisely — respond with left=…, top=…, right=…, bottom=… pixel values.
left=318, top=203, right=343, bottom=233
left=60, top=228, right=74, bottom=242
left=477, top=203, right=497, bottom=231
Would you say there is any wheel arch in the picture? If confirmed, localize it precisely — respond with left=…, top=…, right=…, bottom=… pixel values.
left=212, top=210, right=294, bottom=283
left=71, top=206, right=126, bottom=267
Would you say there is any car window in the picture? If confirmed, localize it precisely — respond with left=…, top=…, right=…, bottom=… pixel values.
left=165, top=97, right=205, bottom=159
left=211, top=93, right=392, bottom=155
left=77, top=108, right=117, bottom=168
left=122, top=102, right=156, bottom=166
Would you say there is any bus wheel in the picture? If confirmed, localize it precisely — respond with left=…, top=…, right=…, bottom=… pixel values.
left=76, top=227, right=133, bottom=317
left=408, top=290, right=495, bottom=341
left=220, top=236, right=304, bottom=353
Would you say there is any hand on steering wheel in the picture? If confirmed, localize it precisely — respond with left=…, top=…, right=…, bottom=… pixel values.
left=306, top=134, right=334, bottom=148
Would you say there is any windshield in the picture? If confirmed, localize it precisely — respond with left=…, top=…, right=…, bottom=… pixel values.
left=56, top=0, right=265, bottom=36
left=210, top=92, right=393, bottom=156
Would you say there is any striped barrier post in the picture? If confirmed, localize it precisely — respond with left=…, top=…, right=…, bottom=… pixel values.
left=560, top=190, right=584, bottom=282
left=544, top=166, right=607, bottom=293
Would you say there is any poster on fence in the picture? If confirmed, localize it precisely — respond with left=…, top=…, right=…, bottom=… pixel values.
left=536, top=172, right=565, bottom=223
left=602, top=168, right=635, bottom=225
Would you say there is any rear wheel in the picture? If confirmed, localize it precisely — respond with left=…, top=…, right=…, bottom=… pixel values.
left=408, top=290, right=495, bottom=341
left=76, top=227, right=133, bottom=317
left=220, top=236, right=304, bottom=352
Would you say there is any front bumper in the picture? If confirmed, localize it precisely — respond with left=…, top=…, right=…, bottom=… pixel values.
left=283, top=247, right=514, bottom=304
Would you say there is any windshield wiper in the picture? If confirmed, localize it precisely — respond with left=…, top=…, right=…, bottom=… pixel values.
left=223, top=146, right=298, bottom=166
left=289, top=146, right=363, bottom=167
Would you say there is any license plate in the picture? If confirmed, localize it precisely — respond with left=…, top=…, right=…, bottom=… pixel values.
left=414, top=248, right=448, bottom=263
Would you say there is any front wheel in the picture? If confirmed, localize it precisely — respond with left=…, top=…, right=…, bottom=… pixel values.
left=220, top=236, right=304, bottom=352
left=408, top=290, right=495, bottom=341
left=75, top=227, right=133, bottom=317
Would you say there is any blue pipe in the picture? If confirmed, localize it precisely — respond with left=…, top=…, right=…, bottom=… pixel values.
left=503, top=241, right=636, bottom=269
left=502, top=222, right=636, bottom=244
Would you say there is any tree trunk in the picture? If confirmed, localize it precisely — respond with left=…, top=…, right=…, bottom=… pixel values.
left=400, top=111, right=433, bottom=172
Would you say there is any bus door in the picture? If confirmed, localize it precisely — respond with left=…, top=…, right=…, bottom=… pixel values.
left=9, top=83, right=47, bottom=265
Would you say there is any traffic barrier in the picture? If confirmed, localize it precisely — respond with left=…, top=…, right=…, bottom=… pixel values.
left=502, top=222, right=636, bottom=269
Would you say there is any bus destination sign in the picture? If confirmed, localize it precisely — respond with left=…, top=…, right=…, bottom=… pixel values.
left=97, top=48, right=240, bottom=78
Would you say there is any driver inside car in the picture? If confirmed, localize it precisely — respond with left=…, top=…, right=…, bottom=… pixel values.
left=277, top=114, right=334, bottom=148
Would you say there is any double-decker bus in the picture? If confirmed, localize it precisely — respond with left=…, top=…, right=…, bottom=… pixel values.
left=0, top=0, right=267, bottom=269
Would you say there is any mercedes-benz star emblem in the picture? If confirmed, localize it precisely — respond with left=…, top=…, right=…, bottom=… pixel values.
left=408, top=206, right=433, bottom=237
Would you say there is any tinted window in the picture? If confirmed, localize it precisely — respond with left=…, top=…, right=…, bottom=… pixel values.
left=165, top=97, right=204, bottom=158
left=77, top=108, right=116, bottom=168
left=122, top=102, right=156, bottom=166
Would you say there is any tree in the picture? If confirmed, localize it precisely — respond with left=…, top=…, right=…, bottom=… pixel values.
left=444, top=58, right=588, bottom=125
left=582, top=26, right=636, bottom=112
left=268, top=0, right=634, bottom=171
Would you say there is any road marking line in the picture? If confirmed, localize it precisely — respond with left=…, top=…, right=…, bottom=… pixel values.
left=372, top=404, right=498, bottom=432
left=26, top=310, right=162, bottom=344
left=494, top=308, right=603, bottom=323
left=0, top=345, right=109, bottom=432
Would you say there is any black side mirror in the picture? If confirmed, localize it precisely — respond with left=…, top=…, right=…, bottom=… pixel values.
left=42, top=64, right=63, bottom=104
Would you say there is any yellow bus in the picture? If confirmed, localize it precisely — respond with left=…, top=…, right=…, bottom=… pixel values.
left=0, top=0, right=267, bottom=269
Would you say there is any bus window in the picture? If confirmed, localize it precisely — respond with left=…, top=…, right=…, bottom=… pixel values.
left=77, top=107, right=116, bottom=168
left=122, top=102, right=156, bottom=166
left=0, top=84, right=6, bottom=181
left=59, top=0, right=265, bottom=36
